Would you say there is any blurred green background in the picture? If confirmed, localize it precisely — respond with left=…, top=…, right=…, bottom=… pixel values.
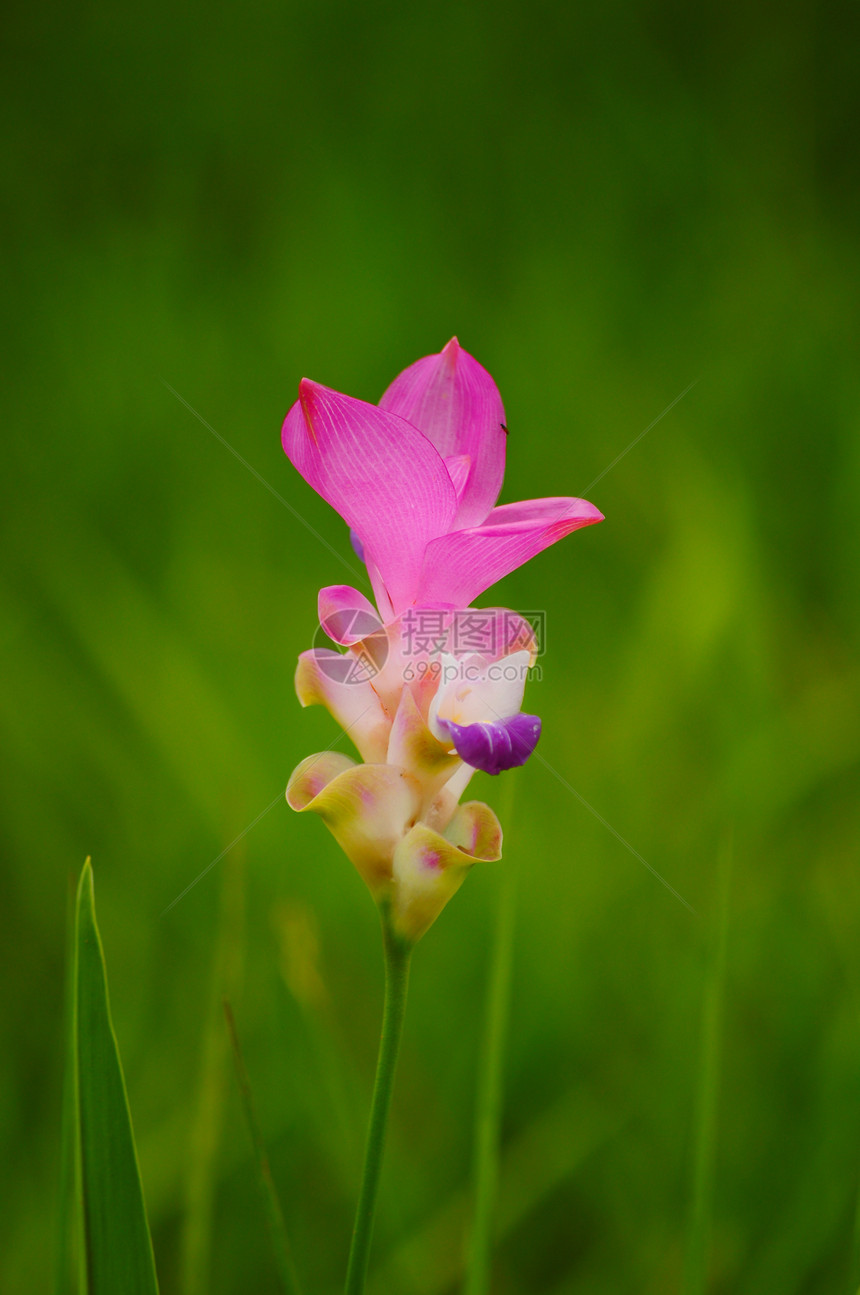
left=2, top=0, right=859, bottom=1291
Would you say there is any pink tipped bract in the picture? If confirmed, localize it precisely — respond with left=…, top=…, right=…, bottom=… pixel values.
left=281, top=340, right=603, bottom=619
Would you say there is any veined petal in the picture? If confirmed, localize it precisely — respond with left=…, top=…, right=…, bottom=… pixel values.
left=441, top=607, right=538, bottom=664
left=441, top=712, right=542, bottom=775
left=282, top=380, right=458, bottom=613
left=391, top=801, right=502, bottom=942
left=287, top=755, right=421, bottom=892
left=379, top=339, right=507, bottom=528
left=364, top=553, right=396, bottom=623
left=484, top=497, right=605, bottom=527
left=444, top=454, right=471, bottom=504
left=414, top=496, right=604, bottom=608
left=295, top=649, right=391, bottom=762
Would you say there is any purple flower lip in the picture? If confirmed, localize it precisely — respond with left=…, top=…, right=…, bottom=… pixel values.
left=440, top=713, right=542, bottom=776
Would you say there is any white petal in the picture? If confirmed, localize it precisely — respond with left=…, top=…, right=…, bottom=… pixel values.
left=295, top=650, right=391, bottom=762
left=429, top=648, right=531, bottom=736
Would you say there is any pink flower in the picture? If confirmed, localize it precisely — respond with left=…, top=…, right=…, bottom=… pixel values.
left=287, top=607, right=538, bottom=942
left=281, top=338, right=603, bottom=621
left=282, top=342, right=604, bottom=941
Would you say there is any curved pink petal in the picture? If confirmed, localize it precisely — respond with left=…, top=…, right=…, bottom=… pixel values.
left=414, top=496, right=604, bottom=608
left=318, top=585, right=384, bottom=645
left=379, top=339, right=507, bottom=528
left=282, top=380, right=457, bottom=613
left=484, top=498, right=604, bottom=527
left=444, top=454, right=472, bottom=504
left=364, top=553, right=396, bottom=623
left=459, top=608, right=538, bottom=663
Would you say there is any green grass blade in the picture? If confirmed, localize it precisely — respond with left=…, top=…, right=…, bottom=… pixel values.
left=224, top=1000, right=303, bottom=1295
left=180, top=850, right=245, bottom=1295
left=375, top=1085, right=621, bottom=1294
left=55, top=872, right=79, bottom=1295
left=74, top=859, right=159, bottom=1295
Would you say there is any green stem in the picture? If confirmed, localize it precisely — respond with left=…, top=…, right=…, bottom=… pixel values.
left=465, top=777, right=517, bottom=1295
left=345, top=914, right=412, bottom=1295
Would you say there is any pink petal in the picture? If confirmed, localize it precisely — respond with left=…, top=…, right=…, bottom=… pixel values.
left=363, top=607, right=453, bottom=718
left=379, top=338, right=507, bottom=528
left=485, top=498, right=605, bottom=527
left=318, top=585, right=384, bottom=645
left=456, top=607, right=539, bottom=663
left=409, top=607, right=537, bottom=664
left=282, top=380, right=457, bottom=614
left=444, top=454, right=472, bottom=504
left=414, top=496, right=604, bottom=608
left=364, top=554, right=396, bottom=622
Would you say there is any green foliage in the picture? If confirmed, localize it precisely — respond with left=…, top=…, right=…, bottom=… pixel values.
left=72, top=861, right=159, bottom=1294
left=223, top=1001, right=302, bottom=1295
left=2, top=1, right=859, bottom=1292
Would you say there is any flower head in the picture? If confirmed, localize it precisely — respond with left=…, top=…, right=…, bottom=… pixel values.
left=282, top=342, right=603, bottom=942
left=282, top=338, right=603, bottom=620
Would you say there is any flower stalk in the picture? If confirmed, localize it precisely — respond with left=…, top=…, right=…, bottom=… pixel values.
left=344, top=911, right=412, bottom=1295
left=280, top=340, right=604, bottom=1292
